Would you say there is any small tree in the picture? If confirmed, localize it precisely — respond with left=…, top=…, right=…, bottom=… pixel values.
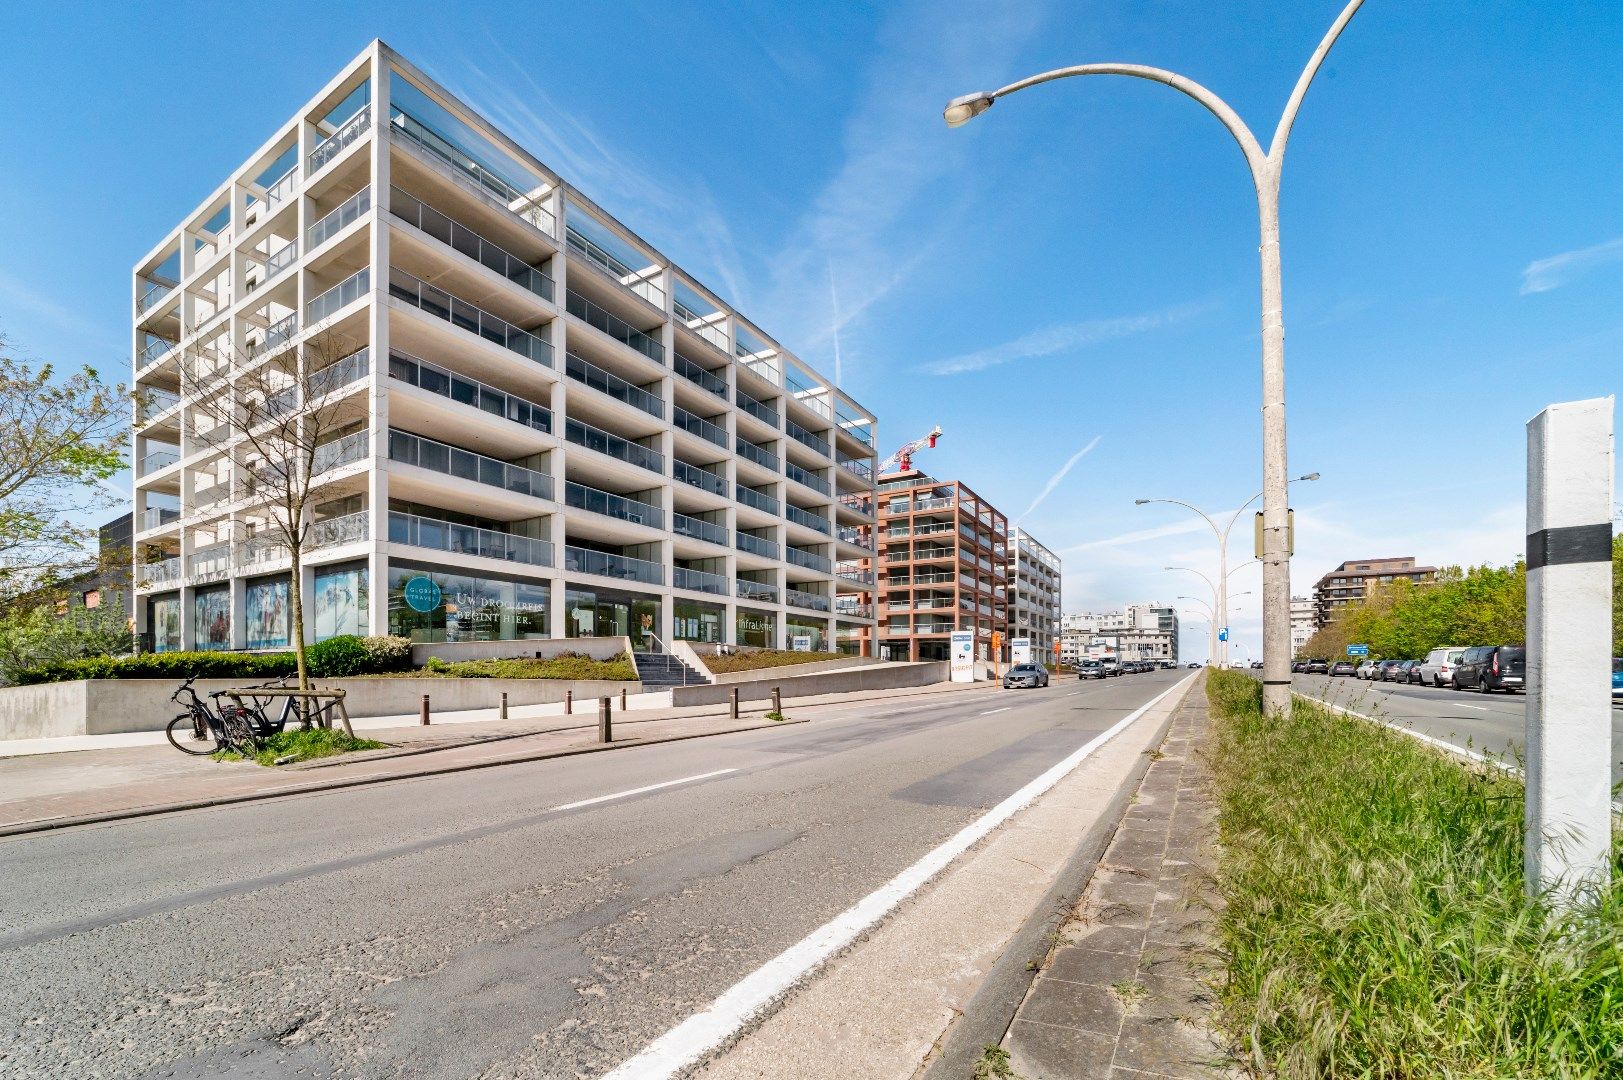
left=180, top=327, right=367, bottom=690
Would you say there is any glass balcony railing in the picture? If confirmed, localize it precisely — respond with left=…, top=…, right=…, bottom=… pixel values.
left=238, top=534, right=290, bottom=566
left=564, top=545, right=664, bottom=586
left=311, top=509, right=369, bottom=548
left=307, top=186, right=372, bottom=250
left=565, top=290, right=664, bottom=364
left=735, top=485, right=779, bottom=516
left=736, top=438, right=779, bottom=473
left=388, top=429, right=552, bottom=500
left=565, top=481, right=663, bottom=529
left=139, top=506, right=181, bottom=532
left=673, top=512, right=728, bottom=547
left=265, top=242, right=298, bottom=281
left=310, top=103, right=372, bottom=172
left=137, top=387, right=181, bottom=422
left=786, top=461, right=830, bottom=495
left=390, top=268, right=552, bottom=366
left=258, top=312, right=298, bottom=354
left=674, top=353, right=727, bottom=399
left=140, top=556, right=182, bottom=587
left=674, top=566, right=728, bottom=596
left=390, top=510, right=552, bottom=566
left=306, top=430, right=367, bottom=475
left=786, top=547, right=832, bottom=574
left=308, top=347, right=371, bottom=398
left=140, top=449, right=180, bottom=474
left=785, top=504, right=831, bottom=535
left=836, top=525, right=873, bottom=548
left=836, top=564, right=875, bottom=585
left=388, top=351, right=550, bottom=434
left=137, top=277, right=175, bottom=315
left=263, top=165, right=298, bottom=207
left=566, top=352, right=663, bottom=418
left=565, top=417, right=664, bottom=475
left=786, top=420, right=831, bottom=459
left=391, top=187, right=554, bottom=302
left=565, top=227, right=665, bottom=308
left=736, top=532, right=779, bottom=559
left=306, top=267, right=370, bottom=324
left=674, top=406, right=727, bottom=447
left=736, top=390, right=779, bottom=429
left=736, top=578, right=779, bottom=603
left=189, top=542, right=231, bottom=581
left=838, top=458, right=874, bottom=482
left=785, top=588, right=831, bottom=612
left=192, top=482, right=231, bottom=510
left=835, top=601, right=873, bottom=619
left=914, top=496, right=955, bottom=512
left=388, top=108, right=556, bottom=237
left=673, top=460, right=726, bottom=496
left=138, top=334, right=179, bottom=369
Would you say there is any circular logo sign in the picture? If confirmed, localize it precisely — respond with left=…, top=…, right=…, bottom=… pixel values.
left=403, top=576, right=442, bottom=613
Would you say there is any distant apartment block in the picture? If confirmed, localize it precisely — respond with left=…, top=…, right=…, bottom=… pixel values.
left=1312, top=556, right=1437, bottom=627
left=130, top=42, right=879, bottom=657
left=866, top=471, right=1008, bottom=662
left=1006, top=529, right=1061, bottom=662
left=1060, top=603, right=1179, bottom=664
left=1289, top=594, right=1315, bottom=657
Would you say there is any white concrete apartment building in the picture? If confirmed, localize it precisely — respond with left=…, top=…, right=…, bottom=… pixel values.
left=130, top=42, right=879, bottom=658
left=1289, top=594, right=1316, bottom=657
left=1006, top=529, right=1061, bottom=663
left=1059, top=604, right=1180, bottom=665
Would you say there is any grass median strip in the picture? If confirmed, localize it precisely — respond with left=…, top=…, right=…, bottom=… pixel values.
left=1205, top=669, right=1623, bottom=1077
left=214, top=727, right=386, bottom=767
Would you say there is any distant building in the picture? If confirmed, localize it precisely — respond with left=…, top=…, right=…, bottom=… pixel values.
left=1006, top=529, right=1061, bottom=663
left=1313, top=556, right=1437, bottom=627
left=1060, top=603, right=1179, bottom=664
left=1290, top=595, right=1315, bottom=657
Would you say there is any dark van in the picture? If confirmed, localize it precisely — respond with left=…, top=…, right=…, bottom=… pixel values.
left=1453, top=645, right=1525, bottom=693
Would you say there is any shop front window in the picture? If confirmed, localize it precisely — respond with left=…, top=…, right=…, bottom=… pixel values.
left=151, top=595, right=181, bottom=653
left=786, top=617, right=827, bottom=652
left=673, top=598, right=723, bottom=644
left=245, top=578, right=291, bottom=649
left=315, top=565, right=369, bottom=640
left=565, top=587, right=659, bottom=650
left=736, top=608, right=776, bottom=649
left=193, top=587, right=231, bottom=651
left=388, top=566, right=548, bottom=643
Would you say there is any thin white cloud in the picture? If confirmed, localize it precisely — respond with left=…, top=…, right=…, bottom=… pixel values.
left=1520, top=236, right=1623, bottom=295
left=1017, top=436, right=1101, bottom=523
left=924, top=300, right=1216, bottom=376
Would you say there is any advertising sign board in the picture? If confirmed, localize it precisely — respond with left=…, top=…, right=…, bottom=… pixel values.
left=950, top=630, right=976, bottom=683
left=1011, top=637, right=1032, bottom=665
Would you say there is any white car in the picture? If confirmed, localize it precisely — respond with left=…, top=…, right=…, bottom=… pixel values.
left=1418, top=647, right=1466, bottom=688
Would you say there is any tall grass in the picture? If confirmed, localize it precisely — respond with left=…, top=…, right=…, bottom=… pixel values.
left=1205, top=669, right=1623, bottom=1077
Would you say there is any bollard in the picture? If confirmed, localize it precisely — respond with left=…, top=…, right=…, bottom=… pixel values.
left=620, top=687, right=628, bottom=711
left=598, top=696, right=612, bottom=743
left=565, top=689, right=572, bottom=715
left=771, top=686, right=782, bottom=715
left=500, top=692, right=508, bottom=720
left=730, top=686, right=739, bottom=719
left=420, top=694, right=430, bottom=726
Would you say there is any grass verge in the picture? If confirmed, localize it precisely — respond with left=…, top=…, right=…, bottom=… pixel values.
left=1205, top=669, right=1623, bottom=1077
left=214, top=727, right=386, bottom=767
left=701, top=649, right=844, bottom=674
left=375, top=653, right=637, bottom=681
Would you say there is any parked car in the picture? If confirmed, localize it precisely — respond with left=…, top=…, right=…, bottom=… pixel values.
left=1419, top=647, right=1467, bottom=688
left=1291, top=660, right=1307, bottom=673
left=1355, top=659, right=1380, bottom=679
left=1376, top=659, right=1406, bottom=682
left=1077, top=659, right=1107, bottom=680
left=1187, top=662, right=1202, bottom=669
left=1401, top=660, right=1426, bottom=684
left=1453, top=645, right=1525, bottom=693
left=1003, top=663, right=1049, bottom=689
left=1329, top=660, right=1358, bottom=677
left=1101, top=659, right=1122, bottom=677
left=1613, top=657, right=1622, bottom=699
left=1305, top=659, right=1329, bottom=674
left=1250, top=661, right=1264, bottom=669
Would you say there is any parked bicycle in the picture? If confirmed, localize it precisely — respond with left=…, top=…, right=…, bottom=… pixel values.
left=165, top=675, right=334, bottom=756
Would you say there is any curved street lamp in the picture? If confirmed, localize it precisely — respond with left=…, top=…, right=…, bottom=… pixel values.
left=945, top=0, right=1364, bottom=717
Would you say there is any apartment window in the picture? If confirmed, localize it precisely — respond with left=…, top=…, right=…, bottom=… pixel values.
left=245, top=578, right=291, bottom=649
left=150, top=595, right=181, bottom=653
left=82, top=589, right=101, bottom=610
left=193, top=586, right=231, bottom=651
left=737, top=608, right=776, bottom=648
left=314, top=564, right=369, bottom=641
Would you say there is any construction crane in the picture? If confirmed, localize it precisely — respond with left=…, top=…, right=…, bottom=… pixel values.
left=879, top=426, right=943, bottom=475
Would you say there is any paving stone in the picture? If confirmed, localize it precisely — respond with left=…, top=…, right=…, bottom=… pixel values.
left=1071, top=925, right=1146, bottom=955
left=1044, top=946, right=1143, bottom=987
left=1005, top=1019, right=1118, bottom=1080
left=1016, top=979, right=1126, bottom=1037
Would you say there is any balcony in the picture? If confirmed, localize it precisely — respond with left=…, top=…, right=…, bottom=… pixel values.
left=265, top=242, right=298, bottom=281
left=566, top=290, right=663, bottom=364
left=836, top=564, right=875, bottom=586
left=737, top=390, right=779, bottom=429
left=138, top=334, right=179, bottom=369
left=263, top=165, right=298, bottom=208
left=838, top=458, right=873, bottom=482
left=311, top=509, right=369, bottom=548
left=785, top=504, right=831, bottom=535
left=565, top=481, right=663, bottom=529
left=786, top=420, right=830, bottom=459
left=191, top=481, right=231, bottom=511
left=139, top=449, right=179, bottom=475
left=674, top=406, right=727, bottom=448
left=834, top=602, right=873, bottom=620
left=736, top=438, right=779, bottom=473
left=389, top=351, right=550, bottom=435
left=307, top=188, right=372, bottom=254
left=565, top=546, right=663, bottom=586
left=736, top=485, right=779, bottom=516
left=675, top=299, right=730, bottom=354
left=836, top=525, right=872, bottom=549
left=258, top=313, right=298, bottom=354
left=188, top=542, right=231, bottom=583
left=673, top=512, right=728, bottom=547
left=567, top=352, right=663, bottom=418
left=736, top=578, right=779, bottom=603
left=388, top=429, right=553, bottom=500
left=137, top=277, right=175, bottom=316
left=392, top=187, right=553, bottom=302
left=138, top=506, right=181, bottom=532
left=785, top=461, right=830, bottom=496
left=137, top=388, right=181, bottom=423
left=313, top=429, right=370, bottom=474
left=785, top=588, right=830, bottom=612
left=674, top=566, right=728, bottom=596
left=310, top=103, right=372, bottom=172
left=390, top=268, right=552, bottom=367
left=736, top=532, right=779, bottom=559
left=238, top=533, right=290, bottom=567
left=566, top=227, right=665, bottom=308
left=307, top=267, right=370, bottom=324
left=389, top=108, right=556, bottom=236
left=673, top=460, right=727, bottom=497
left=675, top=354, right=727, bottom=399
left=786, top=547, right=832, bottom=574
left=838, top=494, right=875, bottom=518
left=390, top=510, right=552, bottom=566
left=914, top=622, right=954, bottom=635
left=140, top=556, right=182, bottom=588
left=309, top=347, right=372, bottom=398
left=565, top=417, right=664, bottom=475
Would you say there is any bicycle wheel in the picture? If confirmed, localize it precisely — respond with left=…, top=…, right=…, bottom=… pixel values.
left=220, top=710, right=262, bottom=756
left=166, top=713, right=221, bottom=756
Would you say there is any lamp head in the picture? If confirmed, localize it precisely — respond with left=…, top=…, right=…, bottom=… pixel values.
left=1134, top=499, right=1151, bottom=506
left=1299, top=471, right=1321, bottom=481
left=944, top=92, right=994, bottom=127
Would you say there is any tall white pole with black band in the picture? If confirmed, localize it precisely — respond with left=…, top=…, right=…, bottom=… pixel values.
left=1524, top=396, right=1614, bottom=906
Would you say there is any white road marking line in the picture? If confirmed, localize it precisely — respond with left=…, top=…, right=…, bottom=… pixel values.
left=978, top=707, right=1012, bottom=716
left=1453, top=704, right=1489, bottom=712
left=547, top=769, right=738, bottom=813
left=603, top=673, right=1199, bottom=1080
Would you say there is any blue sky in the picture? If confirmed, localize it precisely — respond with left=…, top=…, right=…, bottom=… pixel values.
left=2, top=1, right=1618, bottom=659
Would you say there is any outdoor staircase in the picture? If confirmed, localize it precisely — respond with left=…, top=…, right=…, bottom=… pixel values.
left=635, top=651, right=707, bottom=688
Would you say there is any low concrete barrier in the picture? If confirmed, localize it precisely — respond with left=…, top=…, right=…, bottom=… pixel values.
left=408, top=636, right=632, bottom=666
left=669, top=661, right=948, bottom=707
left=0, top=677, right=641, bottom=740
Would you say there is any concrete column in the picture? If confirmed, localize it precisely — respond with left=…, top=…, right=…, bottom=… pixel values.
left=1524, top=396, right=1615, bottom=905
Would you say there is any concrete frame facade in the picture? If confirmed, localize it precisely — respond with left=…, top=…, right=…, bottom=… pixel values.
left=130, top=41, right=879, bottom=656
left=1006, top=528, right=1061, bottom=663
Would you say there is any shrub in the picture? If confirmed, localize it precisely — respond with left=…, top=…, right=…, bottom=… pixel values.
left=13, top=650, right=297, bottom=685
left=358, top=635, right=414, bottom=673
left=305, top=635, right=370, bottom=678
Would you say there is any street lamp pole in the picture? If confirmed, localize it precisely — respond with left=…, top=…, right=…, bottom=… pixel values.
left=945, top=1, right=1363, bottom=716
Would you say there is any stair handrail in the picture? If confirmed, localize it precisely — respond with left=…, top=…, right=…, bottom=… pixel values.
left=642, top=633, right=690, bottom=686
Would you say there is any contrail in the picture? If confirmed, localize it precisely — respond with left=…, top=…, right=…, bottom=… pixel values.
left=1017, top=436, right=1101, bottom=524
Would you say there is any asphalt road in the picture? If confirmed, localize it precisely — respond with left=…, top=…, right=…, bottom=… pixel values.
left=0, top=670, right=1183, bottom=1080
left=1293, top=672, right=1623, bottom=787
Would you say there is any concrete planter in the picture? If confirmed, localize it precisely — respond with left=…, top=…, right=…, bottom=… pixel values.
left=669, top=661, right=948, bottom=707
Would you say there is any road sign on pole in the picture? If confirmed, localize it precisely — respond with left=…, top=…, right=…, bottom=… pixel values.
left=1218, top=627, right=1229, bottom=642
left=1347, top=644, right=1369, bottom=657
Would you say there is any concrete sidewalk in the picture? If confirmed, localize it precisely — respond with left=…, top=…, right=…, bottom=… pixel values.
left=0, top=679, right=996, bottom=835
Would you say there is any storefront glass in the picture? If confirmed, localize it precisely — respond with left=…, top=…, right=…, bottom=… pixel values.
left=673, top=598, right=723, bottom=643
left=388, top=566, right=548, bottom=642
left=786, top=616, right=828, bottom=652
left=564, top=587, right=659, bottom=650
left=314, top=565, right=368, bottom=641
left=193, top=587, right=231, bottom=651
left=151, top=595, right=181, bottom=653
left=244, top=578, right=290, bottom=649
left=736, top=608, right=776, bottom=649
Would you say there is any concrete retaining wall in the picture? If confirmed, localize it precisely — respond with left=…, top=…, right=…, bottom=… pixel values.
left=671, top=639, right=882, bottom=685
left=408, top=636, right=632, bottom=666
left=669, top=661, right=948, bottom=707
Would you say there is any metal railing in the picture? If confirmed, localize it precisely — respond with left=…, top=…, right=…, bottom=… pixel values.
left=736, top=532, right=779, bottom=559
left=388, top=351, right=550, bottom=434
left=392, top=187, right=553, bottom=302
left=675, top=353, right=727, bottom=398
left=735, top=485, right=779, bottom=516
left=565, top=290, right=663, bottom=363
left=736, top=390, right=779, bottom=429
left=565, top=417, right=664, bottom=474
left=786, top=461, right=830, bottom=495
left=390, top=268, right=552, bottom=367
left=785, top=588, right=830, bottom=612
left=674, top=566, right=728, bottom=596
left=673, top=460, right=727, bottom=496
left=674, top=406, right=727, bottom=447
left=311, top=509, right=369, bottom=548
left=566, top=352, right=663, bottom=418
left=786, top=504, right=831, bottom=535
left=564, top=545, right=664, bottom=586
left=674, top=512, right=729, bottom=547
left=388, top=429, right=552, bottom=500
left=313, top=429, right=370, bottom=474
left=786, top=547, right=832, bottom=574
left=388, top=107, right=555, bottom=236
left=308, top=347, right=371, bottom=398
left=736, top=578, right=779, bottom=603
left=310, top=103, right=372, bottom=172
left=307, top=186, right=372, bottom=251
left=565, top=227, right=665, bottom=308
left=786, top=420, right=830, bottom=459
left=390, top=510, right=552, bottom=566
left=306, top=267, right=370, bottom=324
left=736, top=438, right=779, bottom=473
left=565, top=481, right=663, bottom=529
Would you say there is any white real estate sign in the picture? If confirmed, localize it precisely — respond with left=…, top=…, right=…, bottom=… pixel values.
left=950, top=631, right=976, bottom=683
left=1010, top=637, right=1032, bottom=665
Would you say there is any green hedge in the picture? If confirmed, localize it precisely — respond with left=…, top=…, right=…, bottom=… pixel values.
left=409, top=652, right=637, bottom=681
left=13, top=635, right=414, bottom=685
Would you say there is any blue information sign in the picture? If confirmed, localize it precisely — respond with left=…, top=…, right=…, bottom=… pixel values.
left=1347, top=643, right=1369, bottom=657
left=1218, top=627, right=1229, bottom=642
